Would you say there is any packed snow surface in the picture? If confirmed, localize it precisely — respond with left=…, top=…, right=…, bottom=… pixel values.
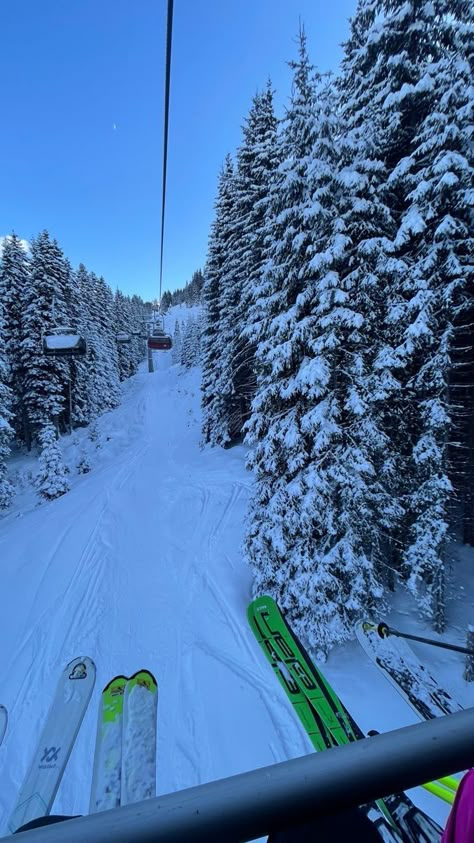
left=0, top=342, right=472, bottom=836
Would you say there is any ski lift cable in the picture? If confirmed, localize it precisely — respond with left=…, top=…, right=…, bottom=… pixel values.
left=159, top=0, right=174, bottom=305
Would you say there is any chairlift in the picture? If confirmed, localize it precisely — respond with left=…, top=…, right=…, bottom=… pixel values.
left=152, top=328, right=166, bottom=337
left=43, top=326, right=87, bottom=357
left=148, top=334, right=172, bottom=351
left=116, top=332, right=131, bottom=344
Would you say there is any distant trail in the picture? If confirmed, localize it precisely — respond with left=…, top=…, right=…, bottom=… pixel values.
left=0, top=359, right=310, bottom=829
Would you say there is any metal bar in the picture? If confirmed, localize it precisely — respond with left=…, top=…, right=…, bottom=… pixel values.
left=68, top=379, right=73, bottom=435
left=382, top=624, right=474, bottom=656
left=7, top=708, right=474, bottom=843
left=147, top=343, right=154, bottom=373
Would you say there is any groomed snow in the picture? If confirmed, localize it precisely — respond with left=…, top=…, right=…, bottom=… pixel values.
left=0, top=348, right=472, bottom=836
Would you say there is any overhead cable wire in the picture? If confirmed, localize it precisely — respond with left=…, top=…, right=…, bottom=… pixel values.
left=159, top=0, right=174, bottom=303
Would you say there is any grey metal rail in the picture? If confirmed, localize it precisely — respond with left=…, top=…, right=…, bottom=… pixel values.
left=8, top=707, right=474, bottom=842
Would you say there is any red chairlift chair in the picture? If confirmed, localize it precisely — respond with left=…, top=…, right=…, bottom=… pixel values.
left=147, top=334, right=172, bottom=351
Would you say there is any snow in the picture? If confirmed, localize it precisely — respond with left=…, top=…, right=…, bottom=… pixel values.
left=0, top=236, right=29, bottom=257
left=0, top=354, right=472, bottom=836
left=43, top=334, right=82, bottom=350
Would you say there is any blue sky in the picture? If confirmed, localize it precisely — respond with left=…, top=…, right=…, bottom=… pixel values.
left=0, top=1, right=356, bottom=300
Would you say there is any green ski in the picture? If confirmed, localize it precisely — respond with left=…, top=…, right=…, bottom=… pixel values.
left=248, top=596, right=442, bottom=843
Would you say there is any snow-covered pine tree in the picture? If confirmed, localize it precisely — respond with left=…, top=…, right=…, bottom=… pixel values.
left=216, top=86, right=279, bottom=444
left=201, top=155, right=237, bottom=445
left=115, top=289, right=135, bottom=381
left=20, top=231, right=68, bottom=447
left=161, top=290, right=173, bottom=311
left=381, top=3, right=474, bottom=628
left=180, top=316, right=198, bottom=368
left=80, top=272, right=119, bottom=415
left=192, top=309, right=203, bottom=365
left=240, top=82, right=280, bottom=358
left=245, top=33, right=384, bottom=656
left=49, top=243, right=86, bottom=434
left=171, top=321, right=182, bottom=365
left=95, top=276, right=121, bottom=408
left=0, top=233, right=30, bottom=441
left=68, top=263, right=91, bottom=427
left=36, top=422, right=70, bottom=500
left=189, top=270, right=204, bottom=306
left=74, top=263, right=104, bottom=421
left=246, top=23, right=410, bottom=655
left=129, top=294, right=148, bottom=371
left=342, top=0, right=474, bottom=628
left=244, top=31, right=321, bottom=605
left=181, top=319, right=190, bottom=367
left=0, top=295, right=13, bottom=508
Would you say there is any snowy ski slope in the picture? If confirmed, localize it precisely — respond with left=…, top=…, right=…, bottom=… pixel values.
left=0, top=338, right=472, bottom=834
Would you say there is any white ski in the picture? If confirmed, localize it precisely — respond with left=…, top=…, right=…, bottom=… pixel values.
left=121, top=670, right=158, bottom=805
left=7, top=656, right=96, bottom=833
left=89, top=675, right=127, bottom=813
left=0, top=705, right=7, bottom=747
left=355, top=621, right=463, bottom=721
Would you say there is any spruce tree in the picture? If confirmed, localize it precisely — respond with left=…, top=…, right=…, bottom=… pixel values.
left=172, top=321, right=182, bottom=364
left=343, top=0, right=474, bottom=626
left=181, top=317, right=197, bottom=368
left=244, top=33, right=367, bottom=655
left=201, top=155, right=237, bottom=445
left=95, top=276, right=121, bottom=408
left=216, top=86, right=279, bottom=443
left=0, top=296, right=13, bottom=508
left=0, top=233, right=30, bottom=442
left=115, top=290, right=135, bottom=381
left=129, top=293, right=148, bottom=372
left=385, top=8, right=474, bottom=626
left=36, top=423, right=70, bottom=500
left=69, top=263, right=91, bottom=427
left=20, top=231, right=67, bottom=446
left=75, top=263, right=103, bottom=421
left=50, top=244, right=84, bottom=434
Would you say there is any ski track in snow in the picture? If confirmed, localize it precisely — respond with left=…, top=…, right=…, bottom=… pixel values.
left=0, top=347, right=465, bottom=835
left=0, top=356, right=307, bottom=834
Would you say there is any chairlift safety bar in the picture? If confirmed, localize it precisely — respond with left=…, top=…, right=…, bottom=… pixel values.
left=5, top=708, right=474, bottom=843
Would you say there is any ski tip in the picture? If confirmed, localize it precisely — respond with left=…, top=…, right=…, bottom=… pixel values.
left=67, top=657, right=96, bottom=681
left=248, top=594, right=277, bottom=613
left=102, top=675, right=129, bottom=693
left=127, top=669, right=158, bottom=688
left=355, top=619, right=376, bottom=635
left=356, top=620, right=389, bottom=640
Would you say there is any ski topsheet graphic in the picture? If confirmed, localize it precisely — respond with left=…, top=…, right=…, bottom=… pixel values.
left=0, top=705, right=7, bottom=747
left=248, top=597, right=442, bottom=843
left=90, top=675, right=128, bottom=813
left=355, top=620, right=463, bottom=721
left=90, top=670, right=158, bottom=812
left=8, top=656, right=96, bottom=833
